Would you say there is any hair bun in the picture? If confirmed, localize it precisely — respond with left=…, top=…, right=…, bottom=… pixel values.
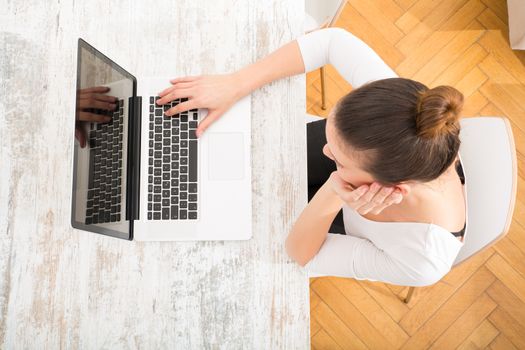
left=415, top=85, right=463, bottom=139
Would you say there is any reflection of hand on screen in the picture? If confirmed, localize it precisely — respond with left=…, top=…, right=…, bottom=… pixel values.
left=75, top=86, right=117, bottom=147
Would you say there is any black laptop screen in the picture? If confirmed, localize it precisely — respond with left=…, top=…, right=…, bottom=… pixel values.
left=71, top=39, right=136, bottom=240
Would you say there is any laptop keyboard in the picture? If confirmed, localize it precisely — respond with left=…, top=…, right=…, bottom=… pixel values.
left=147, top=96, right=199, bottom=220
left=85, top=99, right=124, bottom=225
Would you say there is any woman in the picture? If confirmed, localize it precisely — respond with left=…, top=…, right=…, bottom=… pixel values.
left=156, top=28, right=467, bottom=287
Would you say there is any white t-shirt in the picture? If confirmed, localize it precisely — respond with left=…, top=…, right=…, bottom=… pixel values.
left=297, top=28, right=466, bottom=287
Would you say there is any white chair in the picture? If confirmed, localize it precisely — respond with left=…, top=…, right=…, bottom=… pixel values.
left=305, top=0, right=348, bottom=110
left=304, top=116, right=518, bottom=301
left=404, top=116, right=517, bottom=302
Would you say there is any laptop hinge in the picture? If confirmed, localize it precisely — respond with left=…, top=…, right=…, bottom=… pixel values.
left=126, top=95, right=141, bottom=227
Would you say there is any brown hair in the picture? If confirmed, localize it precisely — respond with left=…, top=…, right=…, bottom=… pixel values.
left=333, top=77, right=463, bottom=186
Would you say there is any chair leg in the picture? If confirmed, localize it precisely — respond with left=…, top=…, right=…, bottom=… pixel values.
left=320, top=67, right=327, bottom=110
left=404, top=286, right=415, bottom=303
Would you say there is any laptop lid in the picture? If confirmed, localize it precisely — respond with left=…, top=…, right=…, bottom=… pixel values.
left=71, top=38, right=139, bottom=240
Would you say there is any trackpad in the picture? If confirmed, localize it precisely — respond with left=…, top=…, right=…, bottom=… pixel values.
left=208, top=132, right=245, bottom=180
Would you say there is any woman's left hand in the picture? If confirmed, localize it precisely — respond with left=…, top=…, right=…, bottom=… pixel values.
left=328, top=172, right=403, bottom=215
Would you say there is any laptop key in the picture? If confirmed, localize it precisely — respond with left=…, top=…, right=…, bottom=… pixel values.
left=154, top=212, right=161, bottom=220
left=171, top=206, right=179, bottom=219
left=189, top=140, right=197, bottom=182
left=189, top=212, right=197, bottom=220
left=162, top=208, right=169, bottom=220
left=180, top=210, right=187, bottom=220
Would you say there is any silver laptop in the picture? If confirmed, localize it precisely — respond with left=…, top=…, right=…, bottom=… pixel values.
left=71, top=38, right=252, bottom=241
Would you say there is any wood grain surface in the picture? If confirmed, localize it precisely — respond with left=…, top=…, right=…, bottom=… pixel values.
left=0, top=0, right=309, bottom=348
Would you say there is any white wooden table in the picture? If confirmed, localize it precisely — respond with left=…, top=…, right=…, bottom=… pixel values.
left=0, top=1, right=309, bottom=348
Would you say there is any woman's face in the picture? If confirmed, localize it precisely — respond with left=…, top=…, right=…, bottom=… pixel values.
left=323, top=112, right=376, bottom=189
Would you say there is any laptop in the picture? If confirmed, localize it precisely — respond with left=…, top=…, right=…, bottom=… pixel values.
left=71, top=38, right=252, bottom=241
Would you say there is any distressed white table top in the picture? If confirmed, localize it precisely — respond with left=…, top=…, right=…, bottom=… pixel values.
left=0, top=1, right=309, bottom=348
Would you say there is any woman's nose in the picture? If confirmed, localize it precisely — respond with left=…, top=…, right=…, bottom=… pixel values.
left=323, top=144, right=334, bottom=160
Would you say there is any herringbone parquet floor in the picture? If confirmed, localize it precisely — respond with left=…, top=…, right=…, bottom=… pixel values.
left=306, top=1, right=525, bottom=349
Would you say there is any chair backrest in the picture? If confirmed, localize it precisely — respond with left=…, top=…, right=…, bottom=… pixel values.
left=305, top=0, right=346, bottom=31
left=453, top=117, right=518, bottom=265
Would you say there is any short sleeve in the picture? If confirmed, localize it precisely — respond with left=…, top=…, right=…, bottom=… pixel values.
left=296, top=27, right=398, bottom=88
left=304, top=233, right=448, bottom=287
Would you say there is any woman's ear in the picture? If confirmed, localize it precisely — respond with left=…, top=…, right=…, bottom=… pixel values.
left=394, top=183, right=411, bottom=196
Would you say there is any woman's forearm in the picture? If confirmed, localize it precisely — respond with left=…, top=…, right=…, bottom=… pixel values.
left=233, top=41, right=305, bottom=99
left=285, top=181, right=344, bottom=266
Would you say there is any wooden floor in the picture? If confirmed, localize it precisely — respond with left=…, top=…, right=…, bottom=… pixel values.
left=306, top=0, right=525, bottom=349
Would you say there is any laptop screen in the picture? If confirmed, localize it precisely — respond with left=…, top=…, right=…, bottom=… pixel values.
left=71, top=39, right=136, bottom=240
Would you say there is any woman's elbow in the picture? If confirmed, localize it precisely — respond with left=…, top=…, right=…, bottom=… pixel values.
left=285, top=236, right=311, bottom=267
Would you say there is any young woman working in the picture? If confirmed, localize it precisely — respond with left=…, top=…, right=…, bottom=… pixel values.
left=156, top=28, right=467, bottom=287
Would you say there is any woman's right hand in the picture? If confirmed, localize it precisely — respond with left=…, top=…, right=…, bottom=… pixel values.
left=156, top=73, right=243, bottom=137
